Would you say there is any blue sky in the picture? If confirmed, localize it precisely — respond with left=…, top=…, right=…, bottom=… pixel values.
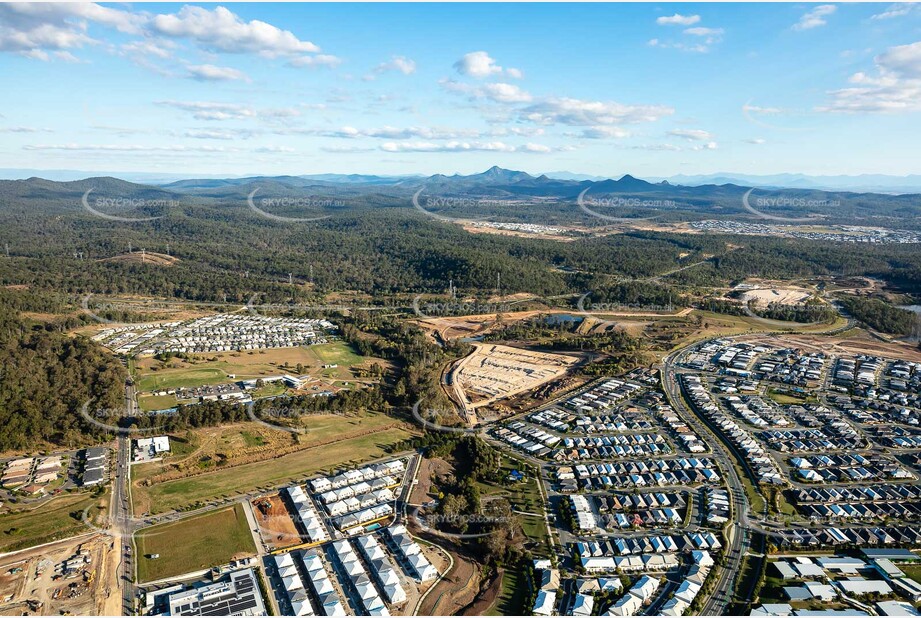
left=0, top=2, right=919, bottom=177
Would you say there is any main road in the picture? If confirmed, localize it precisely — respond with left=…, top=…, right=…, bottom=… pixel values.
left=110, top=382, right=137, bottom=615
left=661, top=344, right=754, bottom=615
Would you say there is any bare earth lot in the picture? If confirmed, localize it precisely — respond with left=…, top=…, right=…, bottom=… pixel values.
left=0, top=534, right=119, bottom=616
left=453, top=343, right=581, bottom=409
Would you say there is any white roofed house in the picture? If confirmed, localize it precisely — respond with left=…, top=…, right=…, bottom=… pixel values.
left=533, top=590, right=556, bottom=616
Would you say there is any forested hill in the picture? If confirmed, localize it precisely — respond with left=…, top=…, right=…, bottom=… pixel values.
left=0, top=173, right=919, bottom=306
left=0, top=295, right=128, bottom=452
left=2, top=168, right=920, bottom=226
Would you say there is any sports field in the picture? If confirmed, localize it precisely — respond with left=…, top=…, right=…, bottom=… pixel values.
left=134, top=341, right=380, bottom=392
left=135, top=504, right=256, bottom=583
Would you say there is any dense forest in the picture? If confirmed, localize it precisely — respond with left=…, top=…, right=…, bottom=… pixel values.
left=0, top=295, right=128, bottom=451
left=1, top=174, right=919, bottom=450
left=839, top=296, right=919, bottom=336
left=1, top=177, right=920, bottom=308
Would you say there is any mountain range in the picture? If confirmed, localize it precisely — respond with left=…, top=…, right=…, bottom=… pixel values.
left=4, top=167, right=921, bottom=194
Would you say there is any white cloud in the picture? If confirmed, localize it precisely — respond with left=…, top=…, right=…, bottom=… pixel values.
left=157, top=100, right=255, bottom=121
left=0, top=8, right=96, bottom=57
left=576, top=126, right=631, bottom=139
left=186, top=64, right=250, bottom=82
left=453, top=51, right=521, bottom=79
left=521, top=143, right=552, bottom=153
left=744, top=138, right=767, bottom=144
left=488, top=127, right=545, bottom=137
left=876, top=41, right=921, bottom=78
left=121, top=39, right=174, bottom=60
left=690, top=141, right=718, bottom=150
left=0, top=3, right=340, bottom=77
left=631, top=143, right=682, bottom=151
left=481, top=82, right=532, bottom=103
left=288, top=54, right=342, bottom=68
left=742, top=103, right=784, bottom=114
left=871, top=3, right=916, bottom=19
left=157, top=100, right=302, bottom=122
left=375, top=55, right=416, bottom=75
left=150, top=5, right=318, bottom=57
left=649, top=20, right=723, bottom=54
left=380, top=140, right=517, bottom=153
left=0, top=126, right=53, bottom=133
left=24, top=143, right=242, bottom=153
left=184, top=129, right=241, bottom=140
left=667, top=128, right=714, bottom=141
left=656, top=13, right=700, bottom=26
left=819, top=40, right=921, bottom=112
left=648, top=39, right=711, bottom=53
left=321, top=126, right=482, bottom=140
left=440, top=79, right=533, bottom=104
left=684, top=27, right=724, bottom=37
left=320, top=145, right=374, bottom=153
left=522, top=97, right=673, bottom=126
left=792, top=5, right=837, bottom=31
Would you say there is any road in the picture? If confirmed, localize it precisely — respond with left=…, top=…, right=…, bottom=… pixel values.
left=114, top=383, right=137, bottom=615
left=661, top=346, right=753, bottom=615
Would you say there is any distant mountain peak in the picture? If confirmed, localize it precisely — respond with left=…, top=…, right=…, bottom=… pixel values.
left=479, top=166, right=532, bottom=180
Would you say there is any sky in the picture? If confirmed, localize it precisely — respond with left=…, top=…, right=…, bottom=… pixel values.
left=0, top=2, right=920, bottom=178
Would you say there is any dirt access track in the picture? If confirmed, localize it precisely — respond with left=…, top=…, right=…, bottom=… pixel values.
left=416, top=307, right=692, bottom=342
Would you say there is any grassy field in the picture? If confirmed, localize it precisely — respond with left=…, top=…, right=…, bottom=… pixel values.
left=135, top=504, right=256, bottom=583
left=136, top=367, right=227, bottom=392
left=900, top=564, right=921, bottom=585
left=309, top=342, right=364, bottom=366
left=137, top=393, right=178, bottom=412
left=134, top=341, right=378, bottom=393
left=476, top=455, right=549, bottom=550
left=0, top=490, right=108, bottom=552
left=133, top=422, right=414, bottom=514
left=487, top=563, right=531, bottom=616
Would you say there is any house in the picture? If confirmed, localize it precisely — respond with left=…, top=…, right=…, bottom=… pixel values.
left=783, top=587, right=811, bottom=602
left=539, top=568, right=560, bottom=592
left=876, top=601, right=920, bottom=616
left=772, top=561, right=797, bottom=580
left=533, top=590, right=556, bottom=617
left=750, top=603, right=793, bottom=616
left=834, top=579, right=892, bottom=597
left=571, top=593, right=594, bottom=617
left=803, top=582, right=837, bottom=601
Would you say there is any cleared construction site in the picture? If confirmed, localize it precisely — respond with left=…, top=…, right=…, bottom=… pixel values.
left=452, top=344, right=581, bottom=410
